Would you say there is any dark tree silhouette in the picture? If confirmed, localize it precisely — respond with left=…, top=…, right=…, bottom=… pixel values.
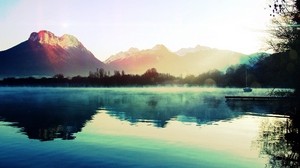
left=266, top=0, right=300, bottom=101
left=255, top=117, right=300, bottom=167
left=53, top=73, right=64, bottom=79
left=267, top=0, right=300, bottom=52
left=142, top=68, right=159, bottom=78
left=254, top=1, right=300, bottom=166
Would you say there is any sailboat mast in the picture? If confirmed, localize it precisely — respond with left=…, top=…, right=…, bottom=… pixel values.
left=245, top=69, right=248, bottom=87
left=243, top=67, right=252, bottom=92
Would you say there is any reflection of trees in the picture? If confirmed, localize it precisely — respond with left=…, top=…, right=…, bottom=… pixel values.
left=101, top=93, right=239, bottom=127
left=226, top=93, right=300, bottom=166
left=259, top=2, right=300, bottom=165
left=226, top=100, right=294, bottom=115
left=107, top=95, right=175, bottom=127
left=37, top=125, right=76, bottom=141
left=255, top=116, right=300, bottom=167
left=228, top=97, right=300, bottom=166
left=0, top=89, right=99, bottom=141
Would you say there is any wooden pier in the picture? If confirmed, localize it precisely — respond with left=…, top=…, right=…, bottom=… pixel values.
left=225, top=96, right=295, bottom=101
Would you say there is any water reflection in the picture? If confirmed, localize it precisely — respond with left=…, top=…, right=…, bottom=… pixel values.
left=225, top=94, right=300, bottom=167
left=98, top=92, right=241, bottom=127
left=0, top=87, right=246, bottom=140
left=253, top=113, right=300, bottom=167
left=226, top=100, right=294, bottom=115
left=0, top=88, right=99, bottom=141
left=0, top=87, right=295, bottom=142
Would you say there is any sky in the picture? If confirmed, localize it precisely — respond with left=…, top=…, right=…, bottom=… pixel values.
left=0, top=0, right=272, bottom=61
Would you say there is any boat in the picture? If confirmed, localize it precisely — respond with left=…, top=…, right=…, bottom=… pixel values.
left=243, top=68, right=252, bottom=92
left=243, top=87, right=252, bottom=92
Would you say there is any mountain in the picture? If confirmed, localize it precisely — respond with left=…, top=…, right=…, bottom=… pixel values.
left=105, top=44, right=184, bottom=75
left=0, top=30, right=250, bottom=78
left=176, top=45, right=213, bottom=56
left=176, top=45, right=247, bottom=73
left=0, top=30, right=105, bottom=77
left=105, top=45, right=246, bottom=76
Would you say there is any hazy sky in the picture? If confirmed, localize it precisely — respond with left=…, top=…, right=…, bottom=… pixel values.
left=0, top=0, right=271, bottom=61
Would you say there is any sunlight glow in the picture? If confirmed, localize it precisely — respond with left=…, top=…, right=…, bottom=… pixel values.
left=0, top=0, right=272, bottom=61
left=61, top=22, right=69, bottom=29
left=85, top=110, right=264, bottom=159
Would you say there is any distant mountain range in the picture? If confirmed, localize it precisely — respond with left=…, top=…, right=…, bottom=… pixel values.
left=105, top=44, right=247, bottom=75
left=0, top=30, right=251, bottom=78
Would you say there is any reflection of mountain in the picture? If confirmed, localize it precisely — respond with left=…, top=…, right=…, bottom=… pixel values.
left=99, top=89, right=296, bottom=127
left=0, top=88, right=99, bottom=141
left=0, top=87, right=287, bottom=137
left=97, top=90, right=241, bottom=127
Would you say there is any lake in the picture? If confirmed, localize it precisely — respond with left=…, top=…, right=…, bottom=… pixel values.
left=0, top=87, right=296, bottom=167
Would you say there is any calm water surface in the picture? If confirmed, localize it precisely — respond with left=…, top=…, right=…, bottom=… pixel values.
left=0, top=87, right=294, bottom=167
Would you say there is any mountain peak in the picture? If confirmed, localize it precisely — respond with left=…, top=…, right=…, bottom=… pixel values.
left=29, top=30, right=55, bottom=43
left=1, top=30, right=105, bottom=77
left=127, top=47, right=139, bottom=53
left=28, top=30, right=81, bottom=49
left=59, top=34, right=81, bottom=48
left=152, top=44, right=168, bottom=51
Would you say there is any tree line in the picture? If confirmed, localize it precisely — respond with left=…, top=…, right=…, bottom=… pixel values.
left=0, top=52, right=297, bottom=88
left=0, top=68, right=175, bottom=87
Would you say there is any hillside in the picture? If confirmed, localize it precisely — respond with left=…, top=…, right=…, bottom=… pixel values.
left=0, top=30, right=106, bottom=77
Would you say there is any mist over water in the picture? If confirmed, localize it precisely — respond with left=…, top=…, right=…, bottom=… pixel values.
left=0, top=87, right=294, bottom=167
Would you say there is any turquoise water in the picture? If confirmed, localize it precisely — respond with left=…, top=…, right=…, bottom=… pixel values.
left=0, top=87, right=291, bottom=167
